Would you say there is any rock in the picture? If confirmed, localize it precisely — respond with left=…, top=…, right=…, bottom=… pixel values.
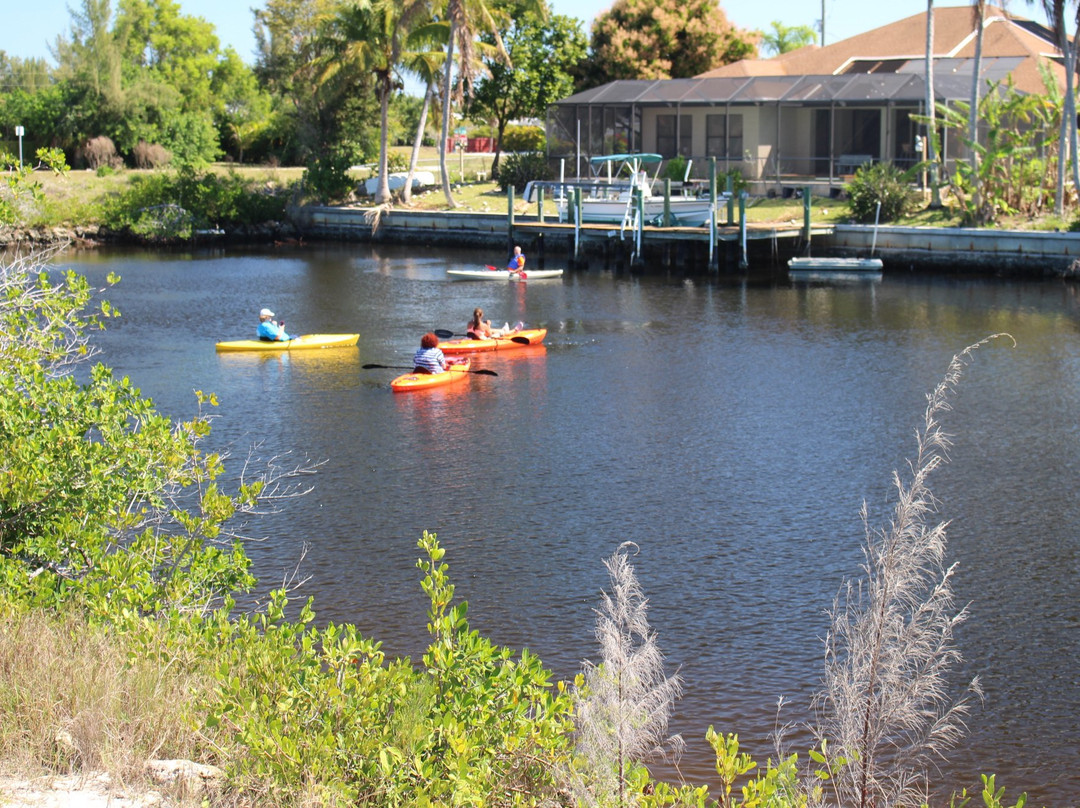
left=144, top=759, right=224, bottom=787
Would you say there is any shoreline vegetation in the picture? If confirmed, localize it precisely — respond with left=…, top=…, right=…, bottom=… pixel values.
left=0, top=204, right=1034, bottom=806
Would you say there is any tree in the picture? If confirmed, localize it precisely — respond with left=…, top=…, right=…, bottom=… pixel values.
left=468, top=1, right=586, bottom=175
left=435, top=0, right=516, bottom=207
left=1034, top=0, right=1080, bottom=215
left=398, top=19, right=448, bottom=204
left=759, top=19, right=816, bottom=56
left=256, top=0, right=378, bottom=178
left=582, top=0, right=756, bottom=86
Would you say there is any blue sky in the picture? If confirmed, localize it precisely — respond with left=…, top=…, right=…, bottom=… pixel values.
left=1, top=1, right=1051, bottom=75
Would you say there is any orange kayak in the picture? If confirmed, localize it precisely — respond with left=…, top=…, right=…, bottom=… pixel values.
left=438, top=328, right=547, bottom=354
left=390, top=359, right=472, bottom=392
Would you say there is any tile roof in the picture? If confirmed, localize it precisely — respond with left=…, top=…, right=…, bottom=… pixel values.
left=696, top=4, right=1065, bottom=96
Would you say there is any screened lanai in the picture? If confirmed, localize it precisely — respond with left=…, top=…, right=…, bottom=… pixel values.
left=546, top=62, right=1020, bottom=193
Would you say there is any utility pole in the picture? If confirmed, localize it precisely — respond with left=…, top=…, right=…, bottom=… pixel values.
left=820, top=0, right=826, bottom=46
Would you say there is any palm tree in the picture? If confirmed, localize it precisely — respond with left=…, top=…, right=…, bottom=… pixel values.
left=435, top=0, right=524, bottom=207
left=400, top=19, right=448, bottom=204
left=1035, top=0, right=1079, bottom=215
left=324, top=0, right=429, bottom=205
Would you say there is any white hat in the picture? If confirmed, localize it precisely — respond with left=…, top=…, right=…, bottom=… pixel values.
left=260, top=308, right=275, bottom=317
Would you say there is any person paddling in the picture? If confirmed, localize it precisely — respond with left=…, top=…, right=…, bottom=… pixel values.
left=506, top=245, right=526, bottom=276
left=466, top=307, right=521, bottom=339
left=257, top=308, right=294, bottom=341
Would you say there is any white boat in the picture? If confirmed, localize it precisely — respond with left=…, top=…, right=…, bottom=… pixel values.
left=524, top=154, right=722, bottom=228
left=447, top=268, right=564, bottom=281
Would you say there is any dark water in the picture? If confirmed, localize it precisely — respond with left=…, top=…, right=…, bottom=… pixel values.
left=55, top=243, right=1079, bottom=806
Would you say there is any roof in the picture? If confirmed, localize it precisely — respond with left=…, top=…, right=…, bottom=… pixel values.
left=696, top=4, right=1064, bottom=96
left=553, top=68, right=1016, bottom=108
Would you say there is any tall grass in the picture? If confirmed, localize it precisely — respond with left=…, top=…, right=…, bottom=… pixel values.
left=811, top=335, right=1013, bottom=808
left=567, top=542, right=684, bottom=808
left=0, top=606, right=215, bottom=788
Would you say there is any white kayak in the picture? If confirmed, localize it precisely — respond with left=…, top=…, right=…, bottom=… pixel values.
left=447, top=268, right=564, bottom=281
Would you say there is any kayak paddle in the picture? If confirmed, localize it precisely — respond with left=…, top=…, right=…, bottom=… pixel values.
left=434, top=329, right=532, bottom=344
left=362, top=363, right=498, bottom=376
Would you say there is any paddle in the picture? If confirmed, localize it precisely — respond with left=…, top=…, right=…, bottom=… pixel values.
left=433, top=329, right=532, bottom=345
left=486, top=264, right=528, bottom=279
left=362, top=363, right=498, bottom=376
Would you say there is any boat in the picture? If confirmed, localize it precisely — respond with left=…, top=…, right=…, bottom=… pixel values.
left=390, top=359, right=473, bottom=392
left=215, top=333, right=360, bottom=352
left=787, top=257, right=883, bottom=280
left=524, top=154, right=723, bottom=228
left=789, top=201, right=884, bottom=280
left=447, top=268, right=564, bottom=281
left=438, top=328, right=547, bottom=354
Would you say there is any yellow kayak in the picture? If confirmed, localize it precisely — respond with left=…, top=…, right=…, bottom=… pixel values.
left=215, top=334, right=359, bottom=352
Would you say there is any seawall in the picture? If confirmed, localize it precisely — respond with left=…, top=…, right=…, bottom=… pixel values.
left=294, top=206, right=1080, bottom=278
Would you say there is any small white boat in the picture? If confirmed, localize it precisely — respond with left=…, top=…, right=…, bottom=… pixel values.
left=447, top=268, right=564, bottom=281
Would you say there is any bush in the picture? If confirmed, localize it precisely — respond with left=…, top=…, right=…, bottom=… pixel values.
left=501, top=125, right=545, bottom=152
left=663, top=155, right=689, bottom=182
left=496, top=151, right=552, bottom=194
left=82, top=136, right=118, bottom=171
left=303, top=149, right=358, bottom=204
left=132, top=141, right=171, bottom=169
left=846, top=161, right=918, bottom=223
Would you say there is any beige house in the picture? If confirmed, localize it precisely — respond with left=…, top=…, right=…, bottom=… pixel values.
left=546, top=5, right=1069, bottom=194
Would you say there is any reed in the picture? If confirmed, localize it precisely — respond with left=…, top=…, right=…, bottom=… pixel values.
left=811, top=335, right=1013, bottom=808
left=566, top=541, right=684, bottom=808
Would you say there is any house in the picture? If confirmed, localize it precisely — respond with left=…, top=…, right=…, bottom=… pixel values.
left=545, top=5, right=1068, bottom=194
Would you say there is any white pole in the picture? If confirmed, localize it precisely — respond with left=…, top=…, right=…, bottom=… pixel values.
left=871, top=200, right=882, bottom=256
left=15, top=126, right=25, bottom=170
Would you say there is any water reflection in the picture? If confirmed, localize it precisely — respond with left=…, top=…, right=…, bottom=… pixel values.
left=54, top=243, right=1080, bottom=806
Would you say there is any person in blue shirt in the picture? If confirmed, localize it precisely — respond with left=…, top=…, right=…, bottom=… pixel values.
left=258, top=308, right=293, bottom=341
left=413, top=332, right=451, bottom=373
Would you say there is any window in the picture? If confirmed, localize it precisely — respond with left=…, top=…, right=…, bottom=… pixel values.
left=706, top=113, right=743, bottom=159
left=656, top=114, right=691, bottom=158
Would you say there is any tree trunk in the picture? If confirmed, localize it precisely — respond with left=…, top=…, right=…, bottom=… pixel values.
left=1069, top=14, right=1080, bottom=205
left=439, top=21, right=458, bottom=208
left=375, top=77, right=392, bottom=205
left=968, top=1, right=986, bottom=221
left=403, top=82, right=434, bottom=204
left=1053, top=0, right=1067, bottom=216
left=926, top=0, right=943, bottom=208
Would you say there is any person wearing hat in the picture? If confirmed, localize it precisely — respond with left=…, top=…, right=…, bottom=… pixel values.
left=257, top=308, right=294, bottom=341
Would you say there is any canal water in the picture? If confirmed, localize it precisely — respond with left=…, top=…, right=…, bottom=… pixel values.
left=56, top=243, right=1079, bottom=805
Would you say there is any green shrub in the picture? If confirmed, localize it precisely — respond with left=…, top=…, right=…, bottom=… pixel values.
left=846, top=161, right=918, bottom=223
left=501, top=125, right=545, bottom=152
left=663, top=155, right=688, bottom=182
left=98, top=168, right=292, bottom=238
left=303, top=149, right=358, bottom=204
left=496, top=151, right=552, bottom=193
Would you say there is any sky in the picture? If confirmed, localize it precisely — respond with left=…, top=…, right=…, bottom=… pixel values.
left=1, top=0, right=1052, bottom=74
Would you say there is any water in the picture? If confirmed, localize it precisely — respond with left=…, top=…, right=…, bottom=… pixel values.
left=52, top=243, right=1080, bottom=806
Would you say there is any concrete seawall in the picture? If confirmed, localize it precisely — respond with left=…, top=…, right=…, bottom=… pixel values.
left=294, top=206, right=1080, bottom=278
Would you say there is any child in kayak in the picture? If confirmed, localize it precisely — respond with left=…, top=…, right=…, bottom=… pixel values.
left=467, top=307, right=522, bottom=340
left=413, top=332, right=459, bottom=373
left=258, top=308, right=294, bottom=341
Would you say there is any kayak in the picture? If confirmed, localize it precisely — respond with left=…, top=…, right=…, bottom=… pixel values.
left=438, top=328, right=547, bottom=354
left=390, top=359, right=472, bottom=392
left=215, top=333, right=359, bottom=352
left=447, top=268, right=564, bottom=281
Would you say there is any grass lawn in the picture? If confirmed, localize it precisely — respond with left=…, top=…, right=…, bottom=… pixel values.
left=18, top=154, right=1074, bottom=233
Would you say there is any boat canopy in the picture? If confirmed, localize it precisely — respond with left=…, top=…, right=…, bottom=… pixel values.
left=588, top=153, right=663, bottom=165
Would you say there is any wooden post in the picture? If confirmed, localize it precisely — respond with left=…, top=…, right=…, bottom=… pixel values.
left=738, top=191, right=748, bottom=269
left=537, top=187, right=545, bottom=224
left=803, top=185, right=812, bottom=245
left=726, top=174, right=735, bottom=225
left=663, top=178, right=672, bottom=227
left=507, top=185, right=515, bottom=254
